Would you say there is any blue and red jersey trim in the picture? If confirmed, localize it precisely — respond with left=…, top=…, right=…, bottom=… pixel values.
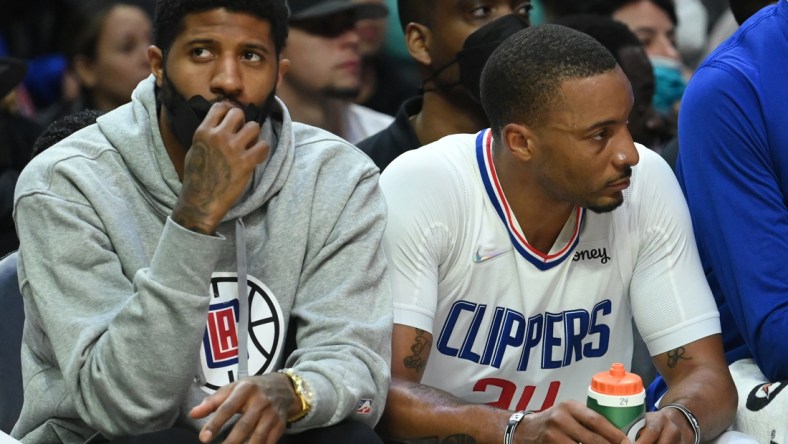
left=475, top=129, right=584, bottom=270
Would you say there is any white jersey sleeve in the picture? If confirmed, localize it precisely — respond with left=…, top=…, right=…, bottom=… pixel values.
left=379, top=137, right=471, bottom=332
left=627, top=146, right=721, bottom=355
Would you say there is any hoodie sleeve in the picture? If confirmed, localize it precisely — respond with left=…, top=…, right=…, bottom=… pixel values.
left=283, top=157, right=392, bottom=431
left=14, top=173, right=223, bottom=438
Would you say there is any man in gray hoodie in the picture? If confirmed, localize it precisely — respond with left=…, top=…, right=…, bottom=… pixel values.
left=11, top=1, right=391, bottom=443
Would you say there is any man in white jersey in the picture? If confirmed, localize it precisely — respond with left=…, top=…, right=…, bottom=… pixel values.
left=377, top=24, right=737, bottom=443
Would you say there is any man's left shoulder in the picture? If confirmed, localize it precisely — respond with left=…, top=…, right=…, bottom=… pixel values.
left=622, top=144, right=691, bottom=224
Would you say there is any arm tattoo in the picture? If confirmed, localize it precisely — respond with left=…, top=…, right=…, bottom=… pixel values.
left=666, top=347, right=691, bottom=368
left=173, top=141, right=232, bottom=234
left=403, top=329, right=431, bottom=375
left=391, top=332, right=476, bottom=444
left=183, top=141, right=231, bottom=203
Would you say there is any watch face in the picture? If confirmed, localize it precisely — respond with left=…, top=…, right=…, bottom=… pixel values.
left=509, top=412, right=525, bottom=423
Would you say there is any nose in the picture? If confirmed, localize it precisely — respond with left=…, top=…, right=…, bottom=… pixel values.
left=210, top=56, right=243, bottom=98
left=614, top=128, right=640, bottom=168
left=338, top=26, right=361, bottom=48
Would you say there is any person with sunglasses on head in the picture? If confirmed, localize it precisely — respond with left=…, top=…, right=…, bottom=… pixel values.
left=11, top=0, right=392, bottom=442
left=276, top=0, right=394, bottom=144
left=357, top=0, right=531, bottom=172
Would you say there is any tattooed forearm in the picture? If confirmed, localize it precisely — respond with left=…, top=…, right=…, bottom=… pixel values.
left=403, top=328, right=432, bottom=375
left=183, top=141, right=231, bottom=201
left=173, top=141, right=234, bottom=235
left=666, top=346, right=691, bottom=368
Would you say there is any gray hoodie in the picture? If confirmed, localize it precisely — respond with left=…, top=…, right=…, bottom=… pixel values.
left=12, top=76, right=392, bottom=443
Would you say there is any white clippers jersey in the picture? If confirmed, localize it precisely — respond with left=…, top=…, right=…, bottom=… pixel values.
left=379, top=129, right=720, bottom=412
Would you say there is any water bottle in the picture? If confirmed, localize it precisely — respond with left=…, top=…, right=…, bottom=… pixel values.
left=587, top=363, right=646, bottom=440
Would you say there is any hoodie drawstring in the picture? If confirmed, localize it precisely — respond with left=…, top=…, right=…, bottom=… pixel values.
left=235, top=217, right=249, bottom=378
left=194, top=218, right=251, bottom=386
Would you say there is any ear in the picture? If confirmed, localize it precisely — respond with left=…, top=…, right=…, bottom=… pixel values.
left=502, top=123, right=536, bottom=162
left=72, top=55, right=98, bottom=89
left=147, top=45, right=165, bottom=87
left=404, top=22, right=432, bottom=66
left=276, top=58, right=290, bottom=87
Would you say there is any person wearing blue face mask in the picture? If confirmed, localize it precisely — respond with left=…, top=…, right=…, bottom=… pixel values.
left=649, top=55, right=686, bottom=116
left=574, top=0, right=688, bottom=122
left=357, top=0, right=531, bottom=171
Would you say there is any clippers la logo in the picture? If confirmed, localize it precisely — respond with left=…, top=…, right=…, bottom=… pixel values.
left=200, top=273, right=285, bottom=393
left=205, top=299, right=241, bottom=367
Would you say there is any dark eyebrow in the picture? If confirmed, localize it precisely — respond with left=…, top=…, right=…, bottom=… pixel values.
left=632, top=27, right=658, bottom=37
left=551, top=119, right=623, bottom=134
left=242, top=43, right=273, bottom=55
left=184, top=38, right=273, bottom=55
left=185, top=38, right=218, bottom=47
left=586, top=119, right=621, bottom=130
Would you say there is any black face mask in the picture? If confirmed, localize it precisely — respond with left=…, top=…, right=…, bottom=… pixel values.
left=422, top=14, right=529, bottom=102
left=157, top=75, right=278, bottom=149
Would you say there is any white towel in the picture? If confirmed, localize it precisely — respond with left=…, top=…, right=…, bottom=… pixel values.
left=729, top=359, right=787, bottom=444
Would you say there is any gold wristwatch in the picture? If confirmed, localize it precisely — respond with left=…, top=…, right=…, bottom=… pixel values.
left=279, top=368, right=313, bottom=424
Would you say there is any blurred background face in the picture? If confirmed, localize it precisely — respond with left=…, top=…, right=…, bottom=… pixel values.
left=353, top=0, right=388, bottom=57
left=613, top=0, right=679, bottom=61
left=285, top=11, right=363, bottom=99
left=75, top=4, right=152, bottom=111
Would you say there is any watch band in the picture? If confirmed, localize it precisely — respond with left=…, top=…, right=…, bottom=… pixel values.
left=660, top=403, right=700, bottom=444
left=503, top=410, right=535, bottom=444
left=279, top=368, right=313, bottom=424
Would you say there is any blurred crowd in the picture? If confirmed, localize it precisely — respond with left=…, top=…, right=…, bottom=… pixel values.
left=0, top=0, right=774, bottom=258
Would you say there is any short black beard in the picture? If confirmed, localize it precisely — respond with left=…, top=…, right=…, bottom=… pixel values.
left=156, top=74, right=278, bottom=149
left=588, top=198, right=625, bottom=214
